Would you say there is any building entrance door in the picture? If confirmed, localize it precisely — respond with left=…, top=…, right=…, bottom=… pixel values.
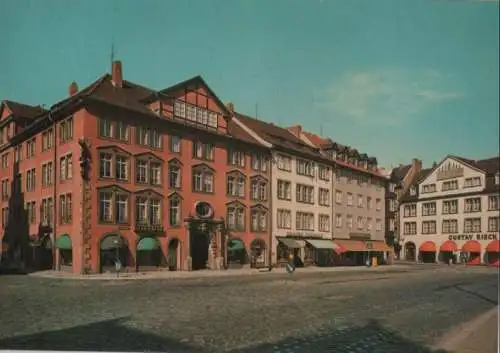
left=190, top=230, right=210, bottom=270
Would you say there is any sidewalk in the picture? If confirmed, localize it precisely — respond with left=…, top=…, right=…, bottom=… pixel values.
left=434, top=305, right=499, bottom=353
left=28, top=264, right=420, bottom=281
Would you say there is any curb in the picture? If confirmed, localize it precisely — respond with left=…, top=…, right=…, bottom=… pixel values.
left=26, top=265, right=420, bottom=281
left=434, top=305, right=499, bottom=353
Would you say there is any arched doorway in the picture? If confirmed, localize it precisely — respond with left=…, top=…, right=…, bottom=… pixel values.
left=439, top=240, right=457, bottom=264
left=462, top=240, right=481, bottom=265
left=227, top=238, right=247, bottom=268
left=136, top=237, right=162, bottom=271
left=167, top=238, right=180, bottom=271
left=55, top=234, right=73, bottom=270
left=250, top=239, right=266, bottom=268
left=486, top=240, right=500, bottom=266
left=100, top=233, right=128, bottom=273
left=419, top=241, right=436, bottom=263
left=404, top=242, right=416, bottom=261
left=40, top=237, right=53, bottom=270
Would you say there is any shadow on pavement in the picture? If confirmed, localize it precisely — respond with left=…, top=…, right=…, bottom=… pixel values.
left=230, top=319, right=452, bottom=353
left=0, top=317, right=203, bottom=352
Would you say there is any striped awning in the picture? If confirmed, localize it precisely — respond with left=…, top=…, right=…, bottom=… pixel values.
left=277, top=237, right=305, bottom=249
left=305, top=239, right=336, bottom=250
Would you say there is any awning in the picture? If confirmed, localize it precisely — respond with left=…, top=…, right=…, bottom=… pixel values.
left=277, top=237, right=305, bottom=249
left=228, top=239, right=245, bottom=251
left=486, top=240, right=500, bottom=253
left=333, top=239, right=367, bottom=253
left=419, top=241, right=436, bottom=252
left=365, top=241, right=393, bottom=252
left=137, top=237, right=160, bottom=251
left=305, top=239, right=336, bottom=250
left=55, top=234, right=72, bottom=250
left=462, top=240, right=481, bottom=253
left=440, top=240, right=457, bottom=252
left=100, top=234, right=127, bottom=251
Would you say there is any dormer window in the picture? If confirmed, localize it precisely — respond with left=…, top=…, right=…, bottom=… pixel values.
left=409, top=186, right=416, bottom=196
left=496, top=173, right=500, bottom=185
left=329, top=150, right=337, bottom=160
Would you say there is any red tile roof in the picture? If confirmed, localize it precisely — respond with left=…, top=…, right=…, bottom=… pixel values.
left=2, top=100, right=47, bottom=119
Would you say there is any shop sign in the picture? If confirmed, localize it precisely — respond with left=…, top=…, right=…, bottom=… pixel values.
left=448, top=233, right=498, bottom=241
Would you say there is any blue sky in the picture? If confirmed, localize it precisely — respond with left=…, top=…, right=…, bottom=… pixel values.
left=1, top=0, right=498, bottom=168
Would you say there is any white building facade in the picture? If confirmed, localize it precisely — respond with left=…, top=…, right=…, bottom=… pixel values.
left=399, top=155, right=500, bottom=265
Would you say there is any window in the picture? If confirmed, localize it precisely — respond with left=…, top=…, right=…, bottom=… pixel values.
left=409, top=186, right=416, bottom=196
left=403, top=204, right=416, bottom=217
left=488, top=195, right=499, bottom=211
left=367, top=217, right=373, bottom=231
left=488, top=217, right=499, bottom=232
left=193, top=141, right=214, bottom=161
left=42, top=128, right=54, bottom=151
left=277, top=154, right=292, bottom=172
left=464, top=218, right=481, bottom=233
left=389, top=199, right=397, bottom=212
left=169, top=135, right=181, bottom=153
left=319, top=215, right=330, bottom=232
left=277, top=180, right=291, bottom=200
left=26, top=169, right=36, bottom=192
left=357, top=195, right=364, bottom=208
left=346, top=215, right=353, bottom=229
left=251, top=207, right=268, bottom=232
left=496, top=173, right=500, bottom=185
left=59, top=117, right=73, bottom=143
left=376, top=219, right=383, bottom=232
left=192, top=166, right=214, bottom=193
left=135, top=158, right=162, bottom=186
left=442, top=180, right=458, bottom=191
left=99, top=119, right=113, bottom=138
left=14, top=145, right=22, bottom=162
left=1, top=179, right=9, bottom=200
left=99, top=153, right=113, bottom=178
left=169, top=196, right=181, bottom=227
left=0, top=154, right=7, bottom=169
left=296, top=159, right=314, bottom=176
left=464, top=198, right=481, bottom=213
left=318, top=165, right=330, bottom=181
left=376, top=198, right=382, bottom=211
left=25, top=201, right=36, bottom=224
left=59, top=154, right=73, bottom=181
left=98, top=190, right=130, bottom=223
left=42, top=162, right=53, bottom=186
left=296, top=184, right=314, bottom=204
left=277, top=209, right=291, bottom=229
left=174, top=101, right=218, bottom=128
left=41, top=197, right=54, bottom=224
left=59, top=194, right=72, bottom=224
left=404, top=222, right=417, bottom=235
left=26, top=139, right=36, bottom=158
left=422, top=202, right=436, bottom=216
left=117, top=121, right=129, bottom=141
left=422, top=221, right=436, bottom=234
left=135, top=196, right=162, bottom=226
left=464, top=177, right=481, bottom=188
left=442, top=219, right=458, bottom=234
left=251, top=178, right=267, bottom=201
left=228, top=150, right=245, bottom=168
left=296, top=212, right=314, bottom=231
left=1, top=207, right=8, bottom=228
left=367, top=196, right=372, bottom=209
left=357, top=216, right=364, bottom=229
left=346, top=193, right=353, bottom=206
left=335, top=190, right=342, bottom=204
left=227, top=205, right=245, bottom=231
left=319, top=188, right=330, bottom=206
left=251, top=154, right=267, bottom=172
left=335, top=214, right=342, bottom=228
left=227, top=174, right=245, bottom=198
left=115, top=156, right=128, bottom=181
left=442, top=200, right=458, bottom=214
left=422, top=184, right=436, bottom=193
left=168, top=160, right=182, bottom=189
left=137, top=127, right=162, bottom=149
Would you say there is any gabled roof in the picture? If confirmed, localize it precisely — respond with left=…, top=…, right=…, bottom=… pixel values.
left=391, top=164, right=412, bottom=182
left=1, top=100, right=47, bottom=119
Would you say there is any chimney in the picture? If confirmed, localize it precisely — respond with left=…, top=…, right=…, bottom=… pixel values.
left=69, top=82, right=78, bottom=96
left=432, top=161, right=438, bottom=168
left=287, top=125, right=302, bottom=137
left=226, top=102, right=234, bottom=112
left=412, top=158, right=422, bottom=172
left=111, top=60, right=123, bottom=88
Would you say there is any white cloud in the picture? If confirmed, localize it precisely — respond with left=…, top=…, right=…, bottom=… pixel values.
left=316, top=69, right=463, bottom=126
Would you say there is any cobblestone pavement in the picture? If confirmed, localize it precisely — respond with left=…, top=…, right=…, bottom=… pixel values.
left=0, top=266, right=497, bottom=353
